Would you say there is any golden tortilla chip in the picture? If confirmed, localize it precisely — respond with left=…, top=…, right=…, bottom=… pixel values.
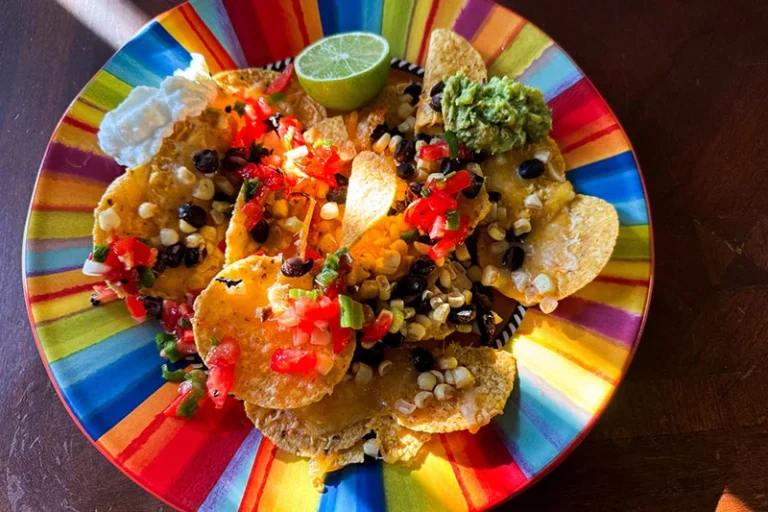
left=308, top=443, right=365, bottom=490
left=368, top=416, right=431, bottom=464
left=193, top=254, right=355, bottom=409
left=416, top=29, right=487, bottom=131
left=347, top=83, right=408, bottom=150
left=458, top=185, right=492, bottom=232
left=482, top=137, right=574, bottom=230
left=225, top=193, right=315, bottom=266
left=339, top=152, right=397, bottom=249
left=303, top=116, right=357, bottom=161
left=478, top=195, right=619, bottom=305
left=93, top=109, right=234, bottom=301
left=394, top=344, right=517, bottom=434
left=213, top=68, right=327, bottom=128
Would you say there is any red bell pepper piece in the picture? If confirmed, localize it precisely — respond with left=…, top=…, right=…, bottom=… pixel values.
left=418, top=141, right=450, bottom=161
left=360, top=310, right=394, bottom=342
left=265, top=63, right=294, bottom=95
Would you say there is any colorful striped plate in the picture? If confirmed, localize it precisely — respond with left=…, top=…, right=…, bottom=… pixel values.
left=23, top=0, right=653, bottom=510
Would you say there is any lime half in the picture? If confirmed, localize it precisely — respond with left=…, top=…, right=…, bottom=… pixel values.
left=295, top=32, right=391, bottom=111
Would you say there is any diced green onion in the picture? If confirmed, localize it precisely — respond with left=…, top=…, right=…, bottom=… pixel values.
left=233, top=100, right=246, bottom=117
left=163, top=340, right=183, bottom=363
left=92, top=244, right=109, bottom=263
left=155, top=332, right=175, bottom=351
left=445, top=210, right=460, bottom=231
left=338, top=295, right=364, bottom=329
left=267, top=92, right=285, bottom=104
left=443, top=171, right=456, bottom=180
left=284, top=216, right=304, bottom=233
left=400, top=229, right=418, bottom=241
left=161, top=364, right=186, bottom=382
left=324, top=253, right=340, bottom=271
left=283, top=127, right=295, bottom=150
left=177, top=379, right=207, bottom=418
left=210, top=336, right=219, bottom=346
left=315, top=268, right=339, bottom=287
left=334, top=247, right=349, bottom=257
left=180, top=318, right=192, bottom=329
left=137, top=266, right=156, bottom=288
left=289, top=289, right=323, bottom=300
left=444, top=131, right=459, bottom=159
left=185, top=369, right=208, bottom=384
left=313, top=139, right=331, bottom=147
left=421, top=187, right=432, bottom=198
left=243, top=180, right=261, bottom=202
left=389, top=308, right=405, bottom=333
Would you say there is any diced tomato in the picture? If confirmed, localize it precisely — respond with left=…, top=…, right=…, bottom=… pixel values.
left=293, top=296, right=339, bottom=322
left=419, top=141, right=450, bottom=161
left=262, top=153, right=283, bottom=167
left=265, top=63, right=294, bottom=95
left=206, top=336, right=241, bottom=366
left=311, top=328, right=331, bottom=346
left=430, top=214, right=447, bottom=240
left=178, top=328, right=195, bottom=344
left=323, top=276, right=344, bottom=299
left=277, top=116, right=305, bottom=147
left=161, top=300, right=180, bottom=333
left=404, top=198, right=436, bottom=230
left=442, top=170, right=472, bottom=195
left=330, top=318, right=352, bottom=354
left=360, top=310, right=394, bottom=342
left=207, top=365, right=235, bottom=409
left=271, top=348, right=317, bottom=374
left=426, top=190, right=457, bottom=213
left=176, top=342, right=198, bottom=355
left=217, top=239, right=227, bottom=253
left=428, top=237, right=457, bottom=260
left=125, top=295, right=146, bottom=322
left=111, top=237, right=157, bottom=270
left=305, top=248, right=322, bottom=261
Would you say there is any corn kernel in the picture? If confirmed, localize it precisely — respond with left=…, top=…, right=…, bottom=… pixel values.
left=406, top=323, right=426, bottom=341
left=447, top=291, right=465, bottom=308
left=481, top=265, right=501, bottom=287
left=376, top=275, right=391, bottom=300
left=454, top=243, right=471, bottom=261
left=395, top=399, right=416, bottom=415
left=272, top=199, right=288, bottom=218
left=138, top=202, right=158, bottom=219
left=513, top=218, right=532, bottom=236
left=434, top=383, right=455, bottom=401
left=533, top=273, right=554, bottom=294
left=200, top=226, right=217, bottom=241
left=418, top=372, right=437, bottom=391
left=453, top=366, right=475, bottom=389
left=414, top=314, right=431, bottom=327
left=372, top=133, right=391, bottom=153
left=540, top=296, right=559, bottom=314
left=437, top=356, right=458, bottom=370
left=413, top=242, right=431, bottom=255
left=430, top=370, right=445, bottom=384
left=524, top=193, right=543, bottom=210
left=439, top=269, right=452, bottom=288
left=403, top=307, right=416, bottom=319
left=363, top=438, right=380, bottom=458
left=320, top=201, right=339, bottom=220
left=487, top=222, right=506, bottom=241
left=456, top=324, right=473, bottom=333
left=359, top=279, right=379, bottom=300
left=318, top=233, right=338, bottom=253
left=430, top=303, right=450, bottom=323
left=388, top=134, right=403, bottom=153
left=391, top=239, right=408, bottom=255
left=378, top=360, right=394, bottom=377
left=414, top=391, right=433, bottom=409
left=397, top=102, right=414, bottom=119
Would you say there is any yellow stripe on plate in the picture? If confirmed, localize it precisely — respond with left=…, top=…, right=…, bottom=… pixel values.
left=574, top=281, right=649, bottom=315
left=27, top=211, right=94, bottom=240
left=488, top=23, right=550, bottom=79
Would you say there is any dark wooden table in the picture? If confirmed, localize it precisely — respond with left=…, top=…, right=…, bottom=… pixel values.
left=2, top=0, right=767, bottom=510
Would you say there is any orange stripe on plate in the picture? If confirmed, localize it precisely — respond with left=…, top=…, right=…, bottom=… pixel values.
left=50, top=121, right=102, bottom=155
left=239, top=438, right=278, bottom=511
left=562, top=128, right=630, bottom=169
left=472, top=5, right=525, bottom=64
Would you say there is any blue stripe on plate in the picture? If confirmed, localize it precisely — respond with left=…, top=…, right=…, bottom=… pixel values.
left=104, top=21, right=192, bottom=87
left=51, top=321, right=175, bottom=439
left=200, top=429, right=263, bottom=512
left=318, top=0, right=383, bottom=35
left=317, top=0, right=337, bottom=35
left=319, top=460, right=386, bottom=512
left=25, top=246, right=90, bottom=274
left=190, top=0, right=249, bottom=68
left=568, top=151, right=649, bottom=226
left=517, top=45, right=583, bottom=101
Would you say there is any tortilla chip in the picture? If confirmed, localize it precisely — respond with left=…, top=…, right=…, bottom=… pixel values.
left=394, top=344, right=517, bottom=434
left=213, top=68, right=327, bottom=128
left=339, top=152, right=397, bottom=249
left=368, top=416, right=431, bottom=464
left=225, top=193, right=315, bottom=266
left=308, top=443, right=365, bottom=490
left=193, top=255, right=355, bottom=409
left=245, top=402, right=370, bottom=457
left=93, top=109, right=233, bottom=301
left=482, top=137, right=574, bottom=230
left=478, top=195, right=619, bottom=305
left=458, top=185, right=492, bottom=232
left=347, top=83, right=408, bottom=150
left=303, top=116, right=357, bottom=161
left=416, top=29, right=487, bottom=131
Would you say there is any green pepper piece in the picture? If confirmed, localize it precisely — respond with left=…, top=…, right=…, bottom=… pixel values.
left=338, top=295, right=364, bottom=330
left=161, top=364, right=186, bottom=382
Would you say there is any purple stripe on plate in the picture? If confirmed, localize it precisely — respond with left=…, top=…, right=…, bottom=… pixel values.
left=26, top=236, right=92, bottom=252
left=42, top=143, right=124, bottom=183
left=26, top=264, right=82, bottom=278
left=550, top=297, right=642, bottom=346
left=452, top=0, right=495, bottom=40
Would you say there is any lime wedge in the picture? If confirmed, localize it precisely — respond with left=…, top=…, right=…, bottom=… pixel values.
left=295, top=32, right=391, bottom=111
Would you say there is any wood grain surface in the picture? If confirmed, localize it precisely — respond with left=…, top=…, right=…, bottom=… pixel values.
left=1, top=1, right=767, bottom=511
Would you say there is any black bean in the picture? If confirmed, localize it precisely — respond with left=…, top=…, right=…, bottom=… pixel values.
left=396, top=275, right=427, bottom=296
left=408, top=182, right=423, bottom=196
left=404, top=83, right=422, bottom=104
left=326, top=187, right=347, bottom=204
left=265, top=113, right=282, bottom=132
left=462, top=172, right=485, bottom=199
left=213, top=192, right=233, bottom=203
left=502, top=246, right=525, bottom=272
left=370, top=123, right=388, bottom=142
left=472, top=282, right=494, bottom=311
left=487, top=191, right=502, bottom=202
left=394, top=139, right=416, bottom=164
left=140, top=295, right=163, bottom=318
left=224, top=105, right=232, bottom=113
left=388, top=126, right=404, bottom=138
left=430, top=81, right=445, bottom=97
left=281, top=256, right=314, bottom=277
left=417, top=234, right=436, bottom=245
left=413, top=297, right=432, bottom=314
left=410, top=256, right=436, bottom=277
left=362, top=430, right=377, bottom=440
left=222, top=147, right=249, bottom=171
left=184, top=247, right=201, bottom=268
left=388, top=201, right=407, bottom=216
left=415, top=133, right=431, bottom=143
left=411, top=347, right=434, bottom=372
left=471, top=151, right=487, bottom=163
left=334, top=173, right=349, bottom=186
left=440, top=158, right=462, bottom=174
left=178, top=203, right=207, bottom=228
left=397, top=162, right=415, bottom=179
left=477, top=309, right=496, bottom=347
left=382, top=332, right=403, bottom=348
left=429, top=93, right=442, bottom=113
left=193, top=149, right=219, bottom=175
left=249, top=219, right=270, bottom=244
left=353, top=343, right=384, bottom=367
left=161, top=243, right=185, bottom=269
left=518, top=159, right=545, bottom=179
left=449, top=305, right=476, bottom=325
left=506, top=231, right=528, bottom=243
left=249, top=141, right=271, bottom=163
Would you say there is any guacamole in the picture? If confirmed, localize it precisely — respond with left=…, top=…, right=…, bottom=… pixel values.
left=441, top=72, right=552, bottom=155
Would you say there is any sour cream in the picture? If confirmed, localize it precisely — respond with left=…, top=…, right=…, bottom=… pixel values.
left=98, top=53, right=218, bottom=169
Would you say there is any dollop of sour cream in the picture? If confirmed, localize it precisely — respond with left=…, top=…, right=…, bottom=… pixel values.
left=98, top=53, right=218, bottom=169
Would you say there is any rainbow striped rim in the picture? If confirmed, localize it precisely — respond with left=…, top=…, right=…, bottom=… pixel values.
left=23, top=0, right=653, bottom=510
